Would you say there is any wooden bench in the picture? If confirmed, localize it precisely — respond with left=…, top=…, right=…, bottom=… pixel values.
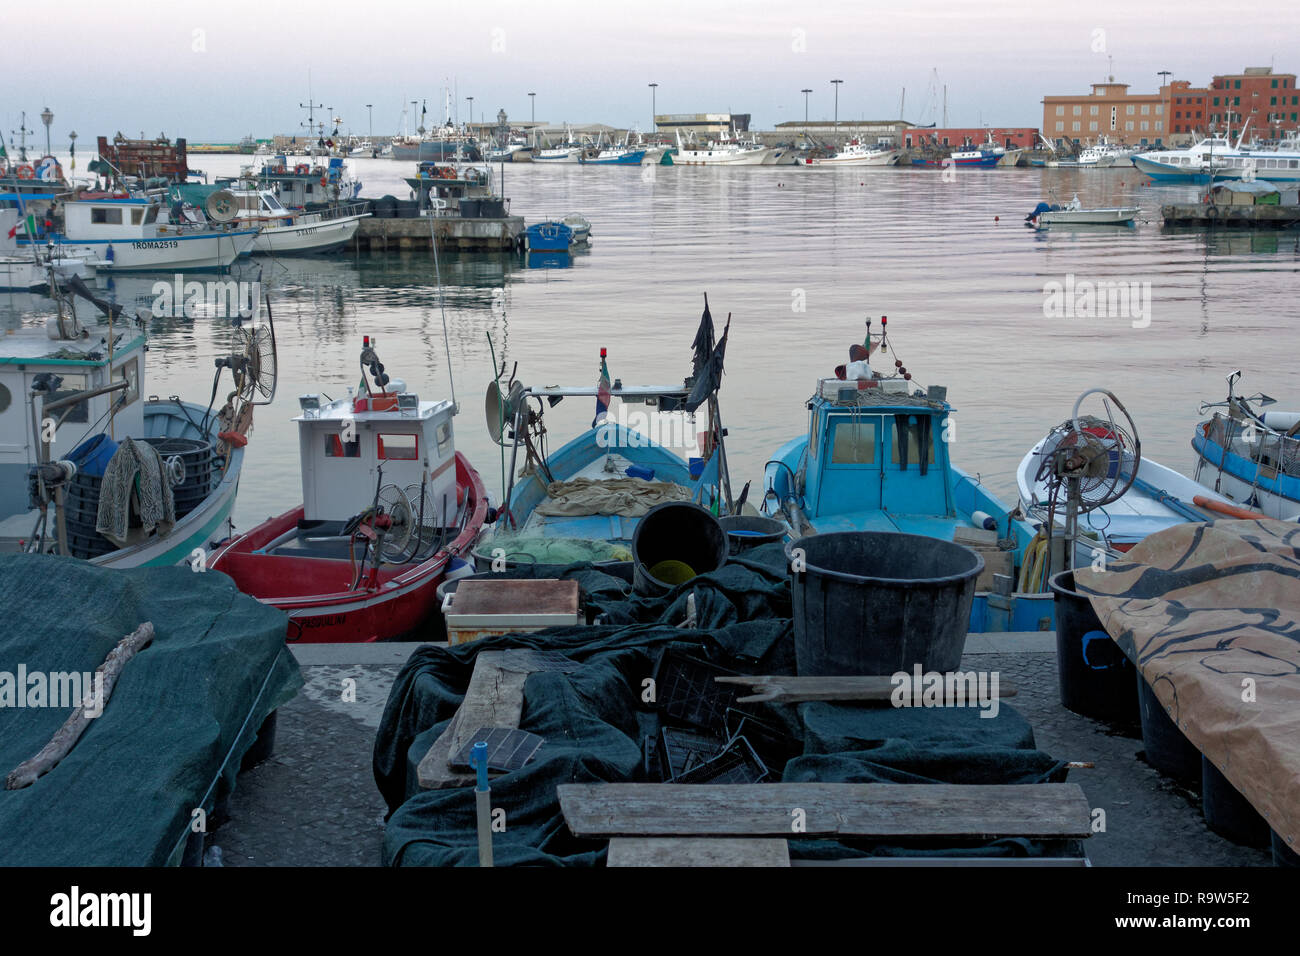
left=558, top=783, right=1092, bottom=867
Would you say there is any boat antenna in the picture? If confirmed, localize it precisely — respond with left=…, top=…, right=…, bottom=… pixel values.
left=428, top=193, right=458, bottom=413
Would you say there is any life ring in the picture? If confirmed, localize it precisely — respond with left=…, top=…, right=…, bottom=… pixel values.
left=1205, top=205, right=1219, bottom=220
left=320, top=176, right=329, bottom=187
left=273, top=164, right=286, bottom=174
left=14, top=165, right=35, bottom=180
left=295, top=163, right=309, bottom=174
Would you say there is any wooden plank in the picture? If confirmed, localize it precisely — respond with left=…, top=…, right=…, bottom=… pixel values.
left=714, top=675, right=1017, bottom=704
left=558, top=783, right=1092, bottom=840
left=452, top=579, right=580, bottom=616
left=416, top=651, right=529, bottom=789
left=608, top=838, right=790, bottom=867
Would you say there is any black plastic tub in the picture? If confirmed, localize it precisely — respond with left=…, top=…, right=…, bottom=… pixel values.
left=632, top=502, right=727, bottom=596
left=718, top=514, right=786, bottom=554
left=787, top=531, right=983, bottom=676
left=1201, top=756, right=1270, bottom=848
left=1049, top=570, right=1139, bottom=724
left=1135, top=671, right=1202, bottom=786
left=479, top=198, right=507, bottom=218
left=458, top=198, right=482, bottom=218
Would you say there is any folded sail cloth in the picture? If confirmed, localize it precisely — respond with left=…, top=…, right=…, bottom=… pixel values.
left=1075, top=519, right=1300, bottom=849
left=534, top=477, right=691, bottom=517
left=96, top=437, right=177, bottom=546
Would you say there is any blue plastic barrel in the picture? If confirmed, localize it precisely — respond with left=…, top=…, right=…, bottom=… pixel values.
left=66, top=434, right=119, bottom=478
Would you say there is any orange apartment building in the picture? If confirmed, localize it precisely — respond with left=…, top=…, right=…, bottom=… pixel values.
left=1208, top=68, right=1299, bottom=140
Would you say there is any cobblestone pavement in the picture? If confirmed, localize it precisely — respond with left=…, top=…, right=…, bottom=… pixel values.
left=972, top=652, right=1270, bottom=867
left=213, top=648, right=1271, bottom=866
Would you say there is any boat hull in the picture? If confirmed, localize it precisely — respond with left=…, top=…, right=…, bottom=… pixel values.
left=672, top=148, right=772, bottom=166
left=250, top=213, right=367, bottom=255
left=209, top=452, right=487, bottom=643
left=1192, top=426, right=1300, bottom=520
left=1037, top=207, right=1140, bottom=226
left=31, top=231, right=259, bottom=272
left=806, top=150, right=900, bottom=167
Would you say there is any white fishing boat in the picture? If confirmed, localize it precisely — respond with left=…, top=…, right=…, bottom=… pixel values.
left=0, top=279, right=275, bottom=567
left=1191, top=371, right=1300, bottom=520
left=199, top=186, right=370, bottom=255
left=1077, top=137, right=1137, bottom=168
left=1025, top=195, right=1139, bottom=228
left=562, top=213, right=592, bottom=243
left=1134, top=123, right=1300, bottom=182
left=24, top=194, right=257, bottom=272
left=533, top=144, right=583, bottom=163
left=805, top=139, right=900, bottom=167
left=672, top=129, right=772, bottom=165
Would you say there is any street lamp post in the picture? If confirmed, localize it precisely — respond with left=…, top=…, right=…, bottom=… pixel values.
left=366, top=104, right=373, bottom=141
left=649, top=83, right=658, bottom=133
left=831, top=79, right=843, bottom=138
left=467, top=96, right=475, bottom=132
left=40, top=107, right=52, bottom=156
left=801, top=88, right=812, bottom=130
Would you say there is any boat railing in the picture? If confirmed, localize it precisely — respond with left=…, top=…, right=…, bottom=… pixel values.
left=1207, top=412, right=1300, bottom=478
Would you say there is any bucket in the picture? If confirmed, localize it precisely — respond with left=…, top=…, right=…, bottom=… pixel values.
left=66, top=434, right=119, bottom=478
left=718, top=515, right=786, bottom=554
left=1136, top=670, right=1202, bottom=786
left=632, top=502, right=727, bottom=596
left=1048, top=570, right=1139, bottom=723
left=1201, top=756, right=1270, bottom=847
left=787, top=531, right=983, bottom=676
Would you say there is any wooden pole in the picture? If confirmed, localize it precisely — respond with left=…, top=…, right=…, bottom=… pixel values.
left=5, top=622, right=154, bottom=790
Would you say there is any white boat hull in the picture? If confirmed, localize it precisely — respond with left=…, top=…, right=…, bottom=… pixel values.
left=1038, top=207, right=1140, bottom=225
left=251, top=213, right=367, bottom=255
left=0, top=257, right=43, bottom=291
left=39, top=231, right=259, bottom=272
left=673, top=147, right=773, bottom=166
left=806, top=149, right=900, bottom=167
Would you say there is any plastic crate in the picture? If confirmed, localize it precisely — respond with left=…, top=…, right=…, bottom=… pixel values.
left=674, top=736, right=769, bottom=785
left=654, top=646, right=739, bottom=731
left=657, top=726, right=727, bottom=781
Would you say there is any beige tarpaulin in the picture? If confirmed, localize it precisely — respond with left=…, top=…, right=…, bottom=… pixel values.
left=533, top=477, right=692, bottom=518
left=1075, top=519, right=1300, bottom=850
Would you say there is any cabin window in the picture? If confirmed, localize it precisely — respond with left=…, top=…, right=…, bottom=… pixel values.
left=891, top=418, right=936, bottom=468
left=0, top=382, right=9, bottom=414
left=435, top=422, right=452, bottom=456
left=325, top=434, right=360, bottom=458
left=91, top=207, right=123, bottom=225
left=830, top=420, right=876, bottom=465
left=378, top=433, right=418, bottom=460
left=113, top=358, right=139, bottom=408
left=47, top=374, right=89, bottom=424
left=144, top=205, right=159, bottom=224
left=130, top=208, right=144, bottom=225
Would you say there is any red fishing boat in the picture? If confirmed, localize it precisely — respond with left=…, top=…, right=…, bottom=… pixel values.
left=210, top=337, right=488, bottom=643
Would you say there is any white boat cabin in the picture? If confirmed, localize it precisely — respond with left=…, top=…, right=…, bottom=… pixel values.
left=62, top=198, right=161, bottom=240
left=295, top=386, right=457, bottom=527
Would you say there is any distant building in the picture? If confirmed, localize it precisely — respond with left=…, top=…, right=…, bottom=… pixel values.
left=654, top=113, right=750, bottom=136
left=902, top=127, right=1040, bottom=150
left=1209, top=68, right=1299, bottom=139
left=1042, top=80, right=1190, bottom=148
left=773, top=119, right=912, bottom=142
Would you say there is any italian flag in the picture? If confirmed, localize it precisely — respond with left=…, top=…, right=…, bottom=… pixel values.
left=7, top=214, right=36, bottom=240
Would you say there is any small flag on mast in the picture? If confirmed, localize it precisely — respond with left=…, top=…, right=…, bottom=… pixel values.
left=592, top=348, right=611, bottom=428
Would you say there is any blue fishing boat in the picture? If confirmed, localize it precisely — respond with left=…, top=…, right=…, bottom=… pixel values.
left=910, top=147, right=1001, bottom=169
left=578, top=145, right=647, bottom=166
left=524, top=221, right=573, bottom=251
left=760, top=319, right=1051, bottom=632
left=475, top=300, right=735, bottom=567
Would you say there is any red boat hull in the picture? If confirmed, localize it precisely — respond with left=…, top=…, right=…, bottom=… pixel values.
left=209, top=452, right=487, bottom=643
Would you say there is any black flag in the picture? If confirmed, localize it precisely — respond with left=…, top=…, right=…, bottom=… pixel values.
left=690, top=293, right=715, bottom=382
left=686, top=315, right=728, bottom=412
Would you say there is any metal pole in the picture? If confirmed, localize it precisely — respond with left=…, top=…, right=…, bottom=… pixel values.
left=472, top=741, right=494, bottom=867
left=649, top=83, right=658, bottom=133
left=831, top=79, right=843, bottom=137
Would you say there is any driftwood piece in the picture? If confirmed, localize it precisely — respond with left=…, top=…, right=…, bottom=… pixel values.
left=558, top=783, right=1093, bottom=839
left=713, top=674, right=1018, bottom=705
left=5, top=622, right=155, bottom=790
left=416, top=651, right=530, bottom=789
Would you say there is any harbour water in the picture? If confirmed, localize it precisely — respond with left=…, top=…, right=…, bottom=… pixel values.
left=5, top=155, right=1299, bottom=530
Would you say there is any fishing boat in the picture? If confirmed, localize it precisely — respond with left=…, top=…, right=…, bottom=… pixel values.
left=179, top=183, right=370, bottom=255
left=671, top=129, right=772, bottom=166
left=761, top=319, right=1053, bottom=631
left=1024, top=195, right=1140, bottom=228
left=24, top=194, right=257, bottom=272
left=246, top=154, right=362, bottom=206
left=0, top=277, right=269, bottom=567
left=533, top=144, right=583, bottom=163
left=1077, top=137, right=1137, bottom=168
left=1191, top=371, right=1300, bottom=520
left=476, top=299, right=736, bottom=567
left=578, top=134, right=648, bottom=166
left=209, top=337, right=488, bottom=643
left=563, top=213, right=592, bottom=242
left=910, top=146, right=1001, bottom=169
left=1017, top=389, right=1242, bottom=570
left=805, top=139, right=901, bottom=167
left=524, top=221, right=574, bottom=251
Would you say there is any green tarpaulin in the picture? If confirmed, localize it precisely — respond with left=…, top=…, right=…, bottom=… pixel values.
left=0, top=554, right=300, bottom=866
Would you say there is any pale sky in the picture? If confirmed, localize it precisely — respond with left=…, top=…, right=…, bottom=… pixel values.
left=4, top=0, right=1296, bottom=144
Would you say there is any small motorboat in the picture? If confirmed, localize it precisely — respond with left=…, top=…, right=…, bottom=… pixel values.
left=1026, top=195, right=1139, bottom=228
left=524, top=221, right=574, bottom=252
left=562, top=213, right=592, bottom=243
left=210, top=336, right=488, bottom=643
